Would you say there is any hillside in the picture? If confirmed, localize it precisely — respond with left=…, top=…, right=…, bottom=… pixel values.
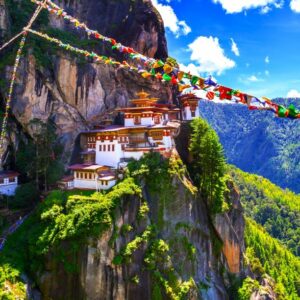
left=228, top=165, right=300, bottom=256
left=200, top=99, right=300, bottom=193
left=240, top=218, right=300, bottom=300
left=0, top=152, right=245, bottom=299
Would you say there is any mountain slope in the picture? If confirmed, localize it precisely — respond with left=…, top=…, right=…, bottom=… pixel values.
left=200, top=99, right=300, bottom=193
left=241, top=218, right=300, bottom=299
left=228, top=165, right=300, bottom=256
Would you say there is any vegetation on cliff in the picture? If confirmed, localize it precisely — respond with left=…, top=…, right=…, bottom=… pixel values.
left=229, top=165, right=300, bottom=256
left=189, top=118, right=227, bottom=214
left=0, top=177, right=142, bottom=298
left=0, top=153, right=199, bottom=299
left=239, top=218, right=300, bottom=299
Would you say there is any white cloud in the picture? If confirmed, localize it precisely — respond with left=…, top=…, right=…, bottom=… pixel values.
left=152, top=0, right=191, bottom=37
left=183, top=36, right=235, bottom=75
left=260, top=6, right=272, bottom=13
left=287, top=89, right=300, bottom=97
left=212, top=0, right=283, bottom=13
left=179, top=63, right=202, bottom=76
left=265, top=56, right=270, bottom=63
left=290, top=0, right=300, bottom=12
left=247, top=75, right=260, bottom=82
left=265, top=70, right=270, bottom=76
left=230, top=38, right=240, bottom=56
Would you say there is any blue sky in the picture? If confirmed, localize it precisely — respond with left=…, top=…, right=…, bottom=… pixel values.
left=152, top=0, right=300, bottom=98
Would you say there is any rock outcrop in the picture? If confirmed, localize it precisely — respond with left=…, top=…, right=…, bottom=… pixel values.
left=35, top=155, right=245, bottom=300
left=0, top=0, right=170, bottom=166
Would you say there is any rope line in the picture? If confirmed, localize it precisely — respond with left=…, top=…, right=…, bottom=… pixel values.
left=27, top=28, right=138, bottom=70
left=29, top=0, right=300, bottom=119
left=0, top=31, right=25, bottom=52
left=0, top=1, right=47, bottom=151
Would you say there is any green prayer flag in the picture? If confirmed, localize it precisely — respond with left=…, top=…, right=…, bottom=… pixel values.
left=278, top=105, right=288, bottom=118
left=287, top=104, right=298, bottom=118
left=191, top=76, right=199, bottom=85
left=162, top=73, right=172, bottom=81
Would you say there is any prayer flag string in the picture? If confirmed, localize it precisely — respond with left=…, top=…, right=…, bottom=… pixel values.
left=0, top=33, right=27, bottom=148
left=30, top=0, right=300, bottom=119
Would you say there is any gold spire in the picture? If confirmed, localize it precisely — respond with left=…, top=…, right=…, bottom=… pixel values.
left=130, top=90, right=159, bottom=107
left=136, top=89, right=150, bottom=100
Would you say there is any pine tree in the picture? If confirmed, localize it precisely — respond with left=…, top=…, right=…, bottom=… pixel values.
left=189, top=118, right=226, bottom=214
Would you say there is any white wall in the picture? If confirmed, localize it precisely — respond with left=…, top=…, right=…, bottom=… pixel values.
left=124, top=150, right=144, bottom=161
left=98, top=180, right=116, bottom=190
left=125, top=118, right=134, bottom=127
left=73, top=178, right=116, bottom=190
left=74, top=178, right=97, bottom=190
left=0, top=177, right=18, bottom=196
left=195, top=104, right=200, bottom=118
left=95, top=140, right=123, bottom=168
left=163, top=136, right=173, bottom=148
left=183, top=106, right=192, bottom=120
left=141, top=117, right=153, bottom=126
left=0, top=184, right=18, bottom=196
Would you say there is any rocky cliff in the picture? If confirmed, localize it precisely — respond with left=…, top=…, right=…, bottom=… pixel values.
left=0, top=0, right=171, bottom=166
left=24, top=152, right=245, bottom=300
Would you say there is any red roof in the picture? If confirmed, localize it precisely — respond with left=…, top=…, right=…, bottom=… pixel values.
left=60, top=175, right=74, bottom=182
left=68, top=164, right=107, bottom=171
left=0, top=171, right=19, bottom=179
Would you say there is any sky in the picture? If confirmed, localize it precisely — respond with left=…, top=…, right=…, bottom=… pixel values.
left=152, top=0, right=300, bottom=98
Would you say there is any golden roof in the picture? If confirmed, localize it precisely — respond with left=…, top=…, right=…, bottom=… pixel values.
left=131, top=90, right=159, bottom=104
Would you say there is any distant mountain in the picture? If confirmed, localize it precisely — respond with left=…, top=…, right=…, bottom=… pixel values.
left=200, top=98, right=300, bottom=193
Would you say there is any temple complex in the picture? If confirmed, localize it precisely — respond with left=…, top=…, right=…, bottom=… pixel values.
left=65, top=91, right=201, bottom=191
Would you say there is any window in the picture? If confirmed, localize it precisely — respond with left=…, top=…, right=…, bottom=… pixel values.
left=112, top=145, right=115, bottom=152
left=9, top=177, right=15, bottom=183
left=108, top=145, right=111, bottom=151
left=103, top=145, right=106, bottom=151
left=134, top=115, right=141, bottom=125
left=0, top=178, right=4, bottom=184
left=191, top=111, right=196, bottom=117
left=105, top=181, right=108, bottom=186
left=89, top=173, right=92, bottom=179
left=99, top=145, right=102, bottom=151
left=84, top=173, right=88, bottom=179
left=154, top=115, right=160, bottom=124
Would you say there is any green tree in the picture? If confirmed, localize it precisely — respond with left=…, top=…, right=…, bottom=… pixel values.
left=189, top=118, right=226, bottom=214
left=17, top=118, right=64, bottom=191
left=10, top=182, right=39, bottom=209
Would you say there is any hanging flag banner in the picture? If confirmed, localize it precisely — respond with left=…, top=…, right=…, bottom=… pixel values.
left=27, top=0, right=300, bottom=119
left=0, top=33, right=27, bottom=148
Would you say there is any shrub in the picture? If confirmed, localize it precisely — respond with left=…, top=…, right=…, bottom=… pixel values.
left=10, top=183, right=39, bottom=209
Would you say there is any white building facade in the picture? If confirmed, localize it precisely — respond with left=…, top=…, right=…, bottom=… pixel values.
left=0, top=171, right=19, bottom=196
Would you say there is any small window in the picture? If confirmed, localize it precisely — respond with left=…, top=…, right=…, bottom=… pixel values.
left=134, top=115, right=141, bottom=125
left=112, top=145, right=115, bottom=152
left=103, top=145, right=106, bottom=152
left=108, top=145, right=111, bottom=152
left=0, top=178, right=4, bottom=184
left=99, top=145, right=102, bottom=151
left=154, top=115, right=160, bottom=124
left=89, top=173, right=92, bottom=179
left=191, top=111, right=196, bottom=117
left=9, top=177, right=15, bottom=183
left=105, top=181, right=108, bottom=186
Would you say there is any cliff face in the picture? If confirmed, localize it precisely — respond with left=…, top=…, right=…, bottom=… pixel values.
left=34, top=155, right=245, bottom=300
left=0, top=0, right=170, bottom=165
